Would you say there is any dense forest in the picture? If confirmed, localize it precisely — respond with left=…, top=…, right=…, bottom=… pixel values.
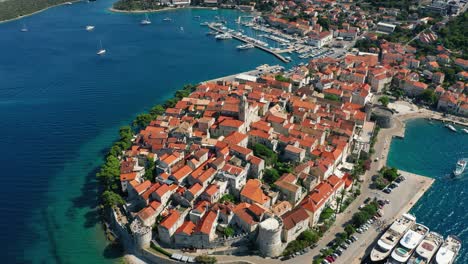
left=0, top=0, right=70, bottom=22
left=112, top=0, right=165, bottom=11
left=437, top=11, right=468, bottom=55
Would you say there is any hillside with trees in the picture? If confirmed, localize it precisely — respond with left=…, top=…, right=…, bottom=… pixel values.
left=437, top=11, right=468, bottom=56
left=0, top=0, right=70, bottom=22
left=112, top=0, right=165, bottom=11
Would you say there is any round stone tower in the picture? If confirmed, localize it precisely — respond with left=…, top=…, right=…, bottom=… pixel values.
left=130, top=219, right=152, bottom=250
left=257, top=216, right=283, bottom=257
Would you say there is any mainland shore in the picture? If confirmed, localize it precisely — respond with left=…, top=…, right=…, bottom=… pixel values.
left=108, top=6, right=216, bottom=14
left=0, top=0, right=81, bottom=24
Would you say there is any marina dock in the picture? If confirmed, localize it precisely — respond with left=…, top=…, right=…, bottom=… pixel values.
left=207, top=24, right=291, bottom=63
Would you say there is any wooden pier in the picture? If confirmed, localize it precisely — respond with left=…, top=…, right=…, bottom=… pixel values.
left=207, top=24, right=290, bottom=63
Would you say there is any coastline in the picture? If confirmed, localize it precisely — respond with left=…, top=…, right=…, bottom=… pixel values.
left=108, top=6, right=215, bottom=14
left=0, top=0, right=81, bottom=24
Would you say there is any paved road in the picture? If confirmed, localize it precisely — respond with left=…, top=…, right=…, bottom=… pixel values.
left=203, top=64, right=283, bottom=83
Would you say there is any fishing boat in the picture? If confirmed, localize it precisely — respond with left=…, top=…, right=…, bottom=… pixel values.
left=140, top=14, right=151, bottom=25
left=236, top=43, right=254, bottom=50
left=453, top=159, right=466, bottom=177
left=86, top=25, right=95, bottom=31
left=370, top=214, right=416, bottom=262
left=386, top=223, right=429, bottom=263
left=433, top=235, right=462, bottom=264
left=96, top=40, right=106, bottom=56
left=445, top=124, right=457, bottom=132
left=407, top=231, right=443, bottom=264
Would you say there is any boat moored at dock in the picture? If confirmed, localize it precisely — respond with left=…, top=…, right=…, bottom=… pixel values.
left=433, top=235, right=462, bottom=264
left=370, top=213, right=416, bottom=262
left=214, top=33, right=232, bottom=40
left=445, top=124, right=457, bottom=132
left=386, top=223, right=429, bottom=263
left=236, top=43, right=254, bottom=50
left=407, top=231, right=443, bottom=264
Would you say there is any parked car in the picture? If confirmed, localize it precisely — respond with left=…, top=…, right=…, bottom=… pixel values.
left=332, top=253, right=339, bottom=259
left=351, top=235, right=358, bottom=241
left=322, top=259, right=330, bottom=264
left=383, top=188, right=392, bottom=194
left=364, top=197, right=371, bottom=204
left=357, top=228, right=363, bottom=233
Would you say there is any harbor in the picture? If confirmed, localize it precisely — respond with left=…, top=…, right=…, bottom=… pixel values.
left=207, top=23, right=291, bottom=63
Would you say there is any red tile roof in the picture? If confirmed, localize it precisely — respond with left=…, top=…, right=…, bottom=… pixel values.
left=160, top=210, right=180, bottom=230
left=241, top=179, right=270, bottom=205
left=282, top=207, right=309, bottom=230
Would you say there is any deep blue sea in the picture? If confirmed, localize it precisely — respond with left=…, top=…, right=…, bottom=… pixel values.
left=0, top=2, right=296, bottom=263
left=388, top=119, right=468, bottom=264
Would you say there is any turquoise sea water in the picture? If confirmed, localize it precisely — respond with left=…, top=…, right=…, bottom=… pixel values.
left=0, top=2, right=295, bottom=264
left=388, top=119, right=468, bottom=263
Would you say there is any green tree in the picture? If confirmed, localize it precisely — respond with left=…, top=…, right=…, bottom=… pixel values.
left=223, top=226, right=235, bottom=237
left=195, top=255, right=217, bottom=264
left=219, top=194, right=236, bottom=203
left=418, top=89, right=437, bottom=105
left=149, top=104, right=165, bottom=117
left=263, top=168, right=280, bottom=185
left=378, top=96, right=390, bottom=107
left=102, top=190, right=125, bottom=208
left=352, top=211, right=369, bottom=227
left=144, top=158, right=155, bottom=181
left=96, top=155, right=121, bottom=191
left=133, top=113, right=152, bottom=130
left=298, top=230, right=320, bottom=244
left=324, top=94, right=340, bottom=101
left=275, top=75, right=292, bottom=83
left=253, top=143, right=277, bottom=166
left=344, top=224, right=356, bottom=236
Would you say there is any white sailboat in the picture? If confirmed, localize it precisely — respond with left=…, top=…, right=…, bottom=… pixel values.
left=86, top=25, right=95, bottom=31
left=96, top=40, right=106, bottom=55
left=140, top=14, right=151, bottom=25
left=20, top=23, right=28, bottom=32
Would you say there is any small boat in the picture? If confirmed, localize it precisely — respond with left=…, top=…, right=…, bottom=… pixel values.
left=206, top=31, right=217, bottom=35
left=20, top=23, right=28, bottom=32
left=463, top=128, right=468, bottom=134
left=96, top=40, right=106, bottom=55
left=453, top=159, right=466, bottom=177
left=140, top=14, right=151, bottom=25
left=212, top=7, right=218, bottom=10
left=86, top=25, right=95, bottom=31
left=445, top=124, right=457, bottom=132
left=215, top=33, right=232, bottom=40
left=237, top=43, right=254, bottom=50
left=194, top=15, right=201, bottom=19
left=200, top=22, right=209, bottom=26
left=163, top=17, right=172, bottom=22
left=180, top=26, right=184, bottom=31
left=433, top=235, right=462, bottom=264
left=66, top=1, right=73, bottom=4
